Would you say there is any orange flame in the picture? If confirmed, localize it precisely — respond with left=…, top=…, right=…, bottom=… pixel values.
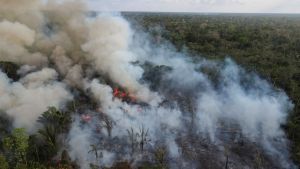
left=113, top=88, right=119, bottom=97
left=113, top=87, right=137, bottom=103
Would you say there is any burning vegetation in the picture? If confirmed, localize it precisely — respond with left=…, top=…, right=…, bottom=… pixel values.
left=0, top=0, right=297, bottom=169
left=113, top=87, right=137, bottom=103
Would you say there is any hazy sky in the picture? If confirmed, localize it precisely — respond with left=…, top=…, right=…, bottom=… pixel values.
left=88, top=0, right=300, bottom=13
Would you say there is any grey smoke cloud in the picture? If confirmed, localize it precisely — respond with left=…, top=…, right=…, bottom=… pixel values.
left=0, top=0, right=296, bottom=168
left=0, top=69, right=72, bottom=132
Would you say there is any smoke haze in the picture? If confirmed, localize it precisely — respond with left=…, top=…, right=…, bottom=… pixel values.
left=0, top=0, right=296, bottom=168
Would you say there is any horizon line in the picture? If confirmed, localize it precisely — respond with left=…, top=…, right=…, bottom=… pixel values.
left=90, top=10, right=300, bottom=15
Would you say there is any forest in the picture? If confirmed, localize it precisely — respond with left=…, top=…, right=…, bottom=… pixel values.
left=0, top=8, right=300, bottom=169
left=125, top=12, right=300, bottom=165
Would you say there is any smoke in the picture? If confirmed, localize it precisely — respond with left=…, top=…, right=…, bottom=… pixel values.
left=0, top=69, right=72, bottom=132
left=0, top=20, right=48, bottom=66
left=0, top=0, right=296, bottom=168
left=82, top=14, right=160, bottom=104
left=0, top=0, right=44, bottom=29
left=67, top=118, right=94, bottom=169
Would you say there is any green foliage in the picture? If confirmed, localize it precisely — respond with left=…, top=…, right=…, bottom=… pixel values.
left=27, top=107, right=72, bottom=164
left=3, top=128, right=29, bottom=167
left=0, top=114, right=12, bottom=153
left=0, top=154, right=9, bottom=169
left=38, top=125, right=58, bottom=157
left=37, top=106, right=72, bottom=133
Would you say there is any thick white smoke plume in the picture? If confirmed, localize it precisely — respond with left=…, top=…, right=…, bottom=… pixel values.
left=0, top=68, right=72, bottom=132
left=0, top=0, right=296, bottom=168
left=82, top=15, right=161, bottom=104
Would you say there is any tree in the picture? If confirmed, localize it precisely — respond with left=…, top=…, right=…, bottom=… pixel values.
left=27, top=107, right=72, bottom=164
left=37, top=125, right=58, bottom=158
left=137, top=126, right=150, bottom=153
left=37, top=107, right=71, bottom=133
left=0, top=154, right=9, bottom=169
left=127, top=128, right=138, bottom=154
left=3, top=128, right=29, bottom=168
